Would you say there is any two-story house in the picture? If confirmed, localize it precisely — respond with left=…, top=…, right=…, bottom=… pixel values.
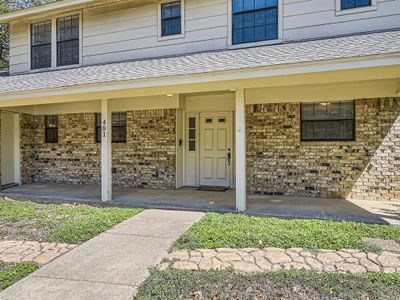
left=0, top=0, right=399, bottom=211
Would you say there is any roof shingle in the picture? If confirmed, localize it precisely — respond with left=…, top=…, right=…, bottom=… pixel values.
left=1, top=30, right=399, bottom=95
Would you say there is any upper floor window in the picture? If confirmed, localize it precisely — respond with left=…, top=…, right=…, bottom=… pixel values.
left=31, top=20, right=52, bottom=70
left=341, top=0, right=371, bottom=10
left=45, top=115, right=59, bottom=143
left=301, top=101, right=355, bottom=142
left=95, top=112, right=127, bottom=143
left=57, top=15, right=80, bottom=67
left=30, top=14, right=80, bottom=70
left=232, top=0, right=278, bottom=45
left=161, top=1, right=182, bottom=36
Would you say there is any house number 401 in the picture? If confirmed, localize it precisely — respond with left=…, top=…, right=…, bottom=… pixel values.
left=102, top=120, right=107, bottom=138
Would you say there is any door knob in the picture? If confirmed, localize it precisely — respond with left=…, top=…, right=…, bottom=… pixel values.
left=227, top=151, right=231, bottom=166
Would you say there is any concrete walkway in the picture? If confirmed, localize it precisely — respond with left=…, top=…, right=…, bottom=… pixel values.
left=0, top=209, right=204, bottom=300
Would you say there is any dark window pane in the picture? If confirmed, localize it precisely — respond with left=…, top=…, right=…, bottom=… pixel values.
left=301, top=121, right=314, bottom=140
left=232, top=0, right=278, bottom=45
left=45, top=115, right=58, bottom=143
left=301, top=101, right=355, bottom=141
left=57, top=15, right=79, bottom=66
left=95, top=113, right=101, bottom=143
left=301, top=103, right=314, bottom=120
left=189, top=140, right=196, bottom=151
left=161, top=1, right=181, bottom=36
left=189, top=129, right=196, bottom=140
left=233, top=0, right=277, bottom=12
left=341, top=0, right=371, bottom=9
left=31, top=20, right=52, bottom=70
left=189, top=117, right=196, bottom=128
left=95, top=112, right=127, bottom=143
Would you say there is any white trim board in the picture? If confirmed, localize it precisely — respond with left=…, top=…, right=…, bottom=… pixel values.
left=0, top=54, right=399, bottom=103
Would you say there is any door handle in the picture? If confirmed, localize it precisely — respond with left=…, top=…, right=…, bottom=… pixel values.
left=227, top=150, right=231, bottom=166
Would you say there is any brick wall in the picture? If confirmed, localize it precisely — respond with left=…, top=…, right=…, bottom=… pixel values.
left=20, top=109, right=176, bottom=189
left=113, top=109, right=176, bottom=189
left=246, top=98, right=400, bottom=201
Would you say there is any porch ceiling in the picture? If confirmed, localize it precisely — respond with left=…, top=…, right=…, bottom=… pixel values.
left=1, top=29, right=400, bottom=105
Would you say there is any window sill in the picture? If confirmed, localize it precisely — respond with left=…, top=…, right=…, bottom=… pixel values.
left=228, top=39, right=282, bottom=50
left=158, top=34, right=185, bottom=42
left=29, top=63, right=82, bottom=74
left=336, top=5, right=377, bottom=16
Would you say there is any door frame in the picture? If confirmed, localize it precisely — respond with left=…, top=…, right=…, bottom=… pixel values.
left=183, top=110, right=235, bottom=188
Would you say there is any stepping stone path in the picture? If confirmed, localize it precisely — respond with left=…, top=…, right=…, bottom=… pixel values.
left=161, top=248, right=400, bottom=274
left=0, top=240, right=77, bottom=265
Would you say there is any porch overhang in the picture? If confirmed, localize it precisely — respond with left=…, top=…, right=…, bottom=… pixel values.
left=0, top=29, right=399, bottom=106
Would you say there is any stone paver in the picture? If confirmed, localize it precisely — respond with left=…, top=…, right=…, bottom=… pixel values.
left=163, top=248, right=400, bottom=274
left=0, top=240, right=77, bottom=265
left=0, top=210, right=204, bottom=300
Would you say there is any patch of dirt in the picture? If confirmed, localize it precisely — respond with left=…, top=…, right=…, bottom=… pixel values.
left=0, top=219, right=54, bottom=242
left=362, top=237, right=400, bottom=253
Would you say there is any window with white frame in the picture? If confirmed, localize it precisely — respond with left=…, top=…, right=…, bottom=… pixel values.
left=301, top=101, right=355, bottom=141
left=30, top=14, right=80, bottom=70
left=57, top=15, right=80, bottom=67
left=161, top=1, right=182, bottom=37
left=30, top=20, right=52, bottom=70
left=232, top=0, right=278, bottom=45
left=341, top=0, right=371, bottom=10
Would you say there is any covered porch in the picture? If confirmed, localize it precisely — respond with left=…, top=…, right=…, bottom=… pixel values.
left=0, top=30, right=400, bottom=214
left=1, top=183, right=400, bottom=225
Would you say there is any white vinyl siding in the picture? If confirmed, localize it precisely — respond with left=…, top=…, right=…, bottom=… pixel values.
left=81, top=0, right=228, bottom=65
left=8, top=0, right=400, bottom=74
left=283, top=0, right=400, bottom=41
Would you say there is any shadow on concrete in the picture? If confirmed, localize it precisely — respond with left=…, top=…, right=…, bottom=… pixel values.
left=1, top=183, right=399, bottom=225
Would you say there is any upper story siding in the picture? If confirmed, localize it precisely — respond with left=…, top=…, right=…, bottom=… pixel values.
left=8, top=0, right=400, bottom=75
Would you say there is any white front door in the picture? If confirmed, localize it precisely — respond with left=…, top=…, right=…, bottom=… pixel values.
left=199, top=112, right=232, bottom=187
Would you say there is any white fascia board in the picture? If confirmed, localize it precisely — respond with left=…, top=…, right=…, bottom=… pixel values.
left=0, top=0, right=98, bottom=23
left=0, top=53, right=399, bottom=101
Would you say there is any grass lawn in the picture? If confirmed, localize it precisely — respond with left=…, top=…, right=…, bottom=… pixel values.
left=0, top=198, right=143, bottom=244
left=136, top=269, right=400, bottom=300
left=0, top=261, right=38, bottom=291
left=172, top=213, right=400, bottom=251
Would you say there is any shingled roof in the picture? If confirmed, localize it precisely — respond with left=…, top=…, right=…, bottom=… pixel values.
left=1, top=29, right=399, bottom=95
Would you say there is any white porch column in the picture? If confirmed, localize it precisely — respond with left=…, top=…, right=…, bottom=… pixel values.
left=235, top=89, right=246, bottom=212
left=101, top=99, right=112, bottom=202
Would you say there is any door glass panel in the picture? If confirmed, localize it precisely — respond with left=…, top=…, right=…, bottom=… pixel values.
left=188, top=117, right=196, bottom=152
left=189, top=140, right=196, bottom=151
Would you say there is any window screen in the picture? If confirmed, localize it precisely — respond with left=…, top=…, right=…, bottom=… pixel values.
left=161, top=1, right=181, bottom=36
left=232, top=0, right=278, bottom=45
left=31, top=20, right=52, bottom=70
left=301, top=101, right=355, bottom=141
left=341, top=0, right=371, bottom=10
left=96, top=112, right=127, bottom=143
left=57, top=15, right=80, bottom=67
left=45, top=115, right=58, bottom=143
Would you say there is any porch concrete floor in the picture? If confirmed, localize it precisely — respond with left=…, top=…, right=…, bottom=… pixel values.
left=1, top=183, right=399, bottom=225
